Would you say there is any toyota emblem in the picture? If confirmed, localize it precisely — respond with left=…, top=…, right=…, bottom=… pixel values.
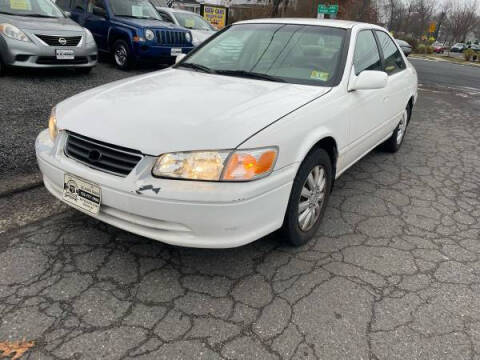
left=58, top=37, right=67, bottom=45
left=88, top=149, right=102, bottom=162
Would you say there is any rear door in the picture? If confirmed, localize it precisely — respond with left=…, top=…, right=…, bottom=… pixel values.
left=374, top=30, right=409, bottom=132
left=84, top=0, right=109, bottom=50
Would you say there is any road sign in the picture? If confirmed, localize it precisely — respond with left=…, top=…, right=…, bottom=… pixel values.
left=318, top=4, right=339, bottom=15
left=429, top=23, right=436, bottom=33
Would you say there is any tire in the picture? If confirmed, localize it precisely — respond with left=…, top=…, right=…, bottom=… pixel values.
left=382, top=105, right=410, bottom=153
left=0, top=58, right=6, bottom=77
left=75, top=67, right=93, bottom=75
left=281, top=148, right=333, bottom=246
left=112, top=40, right=134, bottom=70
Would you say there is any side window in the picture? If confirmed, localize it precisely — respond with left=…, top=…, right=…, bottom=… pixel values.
left=87, top=0, right=105, bottom=13
left=56, top=0, right=71, bottom=10
left=353, top=30, right=382, bottom=75
left=71, top=0, right=85, bottom=11
left=159, top=12, right=174, bottom=23
left=375, top=31, right=406, bottom=75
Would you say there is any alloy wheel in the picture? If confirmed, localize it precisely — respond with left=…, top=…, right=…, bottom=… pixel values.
left=298, top=165, right=327, bottom=232
left=396, top=110, right=408, bottom=144
left=114, top=45, right=128, bottom=67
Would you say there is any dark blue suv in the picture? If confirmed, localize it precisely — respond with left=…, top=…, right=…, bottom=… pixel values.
left=56, top=0, right=194, bottom=69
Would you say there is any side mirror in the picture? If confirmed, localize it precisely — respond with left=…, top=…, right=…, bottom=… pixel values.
left=175, top=53, right=186, bottom=64
left=92, top=6, right=106, bottom=18
left=64, top=10, right=72, bottom=17
left=349, top=70, right=388, bottom=91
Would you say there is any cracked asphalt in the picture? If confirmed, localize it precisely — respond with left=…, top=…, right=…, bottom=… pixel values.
left=1, top=60, right=480, bottom=359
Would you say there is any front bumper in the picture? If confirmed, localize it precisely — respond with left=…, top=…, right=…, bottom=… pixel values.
left=35, top=130, right=295, bottom=248
left=132, top=42, right=193, bottom=61
left=0, top=34, right=97, bottom=68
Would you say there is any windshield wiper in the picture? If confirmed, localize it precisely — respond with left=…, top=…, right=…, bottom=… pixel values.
left=177, top=62, right=215, bottom=74
left=215, top=70, right=285, bottom=83
left=0, top=11, right=20, bottom=15
left=116, top=15, right=157, bottom=20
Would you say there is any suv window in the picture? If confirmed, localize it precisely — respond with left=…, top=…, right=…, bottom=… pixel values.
left=71, top=0, right=85, bottom=10
left=353, top=30, right=382, bottom=75
left=375, top=31, right=406, bottom=75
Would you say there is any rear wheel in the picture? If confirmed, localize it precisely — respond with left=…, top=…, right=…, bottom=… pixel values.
left=113, top=40, right=134, bottom=70
left=383, top=106, right=410, bottom=153
left=0, top=59, right=6, bottom=76
left=281, top=148, right=333, bottom=246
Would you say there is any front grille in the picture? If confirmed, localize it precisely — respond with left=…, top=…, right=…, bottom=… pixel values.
left=157, top=30, right=188, bottom=45
left=65, top=132, right=143, bottom=176
left=36, top=56, right=88, bottom=65
left=35, top=34, right=82, bottom=46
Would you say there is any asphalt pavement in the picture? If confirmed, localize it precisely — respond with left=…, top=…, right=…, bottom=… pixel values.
left=1, top=58, right=480, bottom=359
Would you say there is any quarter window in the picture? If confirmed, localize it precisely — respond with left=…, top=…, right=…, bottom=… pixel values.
left=375, top=31, right=406, bottom=75
left=353, top=30, right=382, bottom=75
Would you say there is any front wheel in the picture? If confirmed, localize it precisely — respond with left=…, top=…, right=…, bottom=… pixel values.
left=281, top=148, right=333, bottom=246
left=113, top=40, right=134, bottom=70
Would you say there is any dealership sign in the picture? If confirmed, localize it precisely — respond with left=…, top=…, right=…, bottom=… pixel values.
left=200, top=4, right=228, bottom=29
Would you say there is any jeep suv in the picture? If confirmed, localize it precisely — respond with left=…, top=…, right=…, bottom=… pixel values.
left=56, top=0, right=193, bottom=69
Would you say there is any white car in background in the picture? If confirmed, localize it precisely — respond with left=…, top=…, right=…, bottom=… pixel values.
left=36, top=19, right=417, bottom=248
left=155, top=7, right=216, bottom=46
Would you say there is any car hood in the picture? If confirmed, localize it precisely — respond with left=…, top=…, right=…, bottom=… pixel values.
left=57, top=69, right=331, bottom=155
left=112, top=17, right=179, bottom=30
left=0, top=15, right=82, bottom=31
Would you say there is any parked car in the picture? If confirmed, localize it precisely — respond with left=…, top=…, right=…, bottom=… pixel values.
left=432, top=42, right=447, bottom=54
left=468, top=44, right=480, bottom=52
left=56, top=0, right=194, bottom=68
left=0, top=0, right=97, bottom=76
left=395, top=39, right=412, bottom=56
left=36, top=19, right=418, bottom=248
left=155, top=7, right=216, bottom=46
left=450, top=43, right=466, bottom=52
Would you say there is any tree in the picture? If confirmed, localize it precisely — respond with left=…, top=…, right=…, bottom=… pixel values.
left=444, top=0, right=479, bottom=42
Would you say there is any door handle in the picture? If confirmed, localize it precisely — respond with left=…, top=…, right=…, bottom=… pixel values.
left=383, top=96, right=389, bottom=103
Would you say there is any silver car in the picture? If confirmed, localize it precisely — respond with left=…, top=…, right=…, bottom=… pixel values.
left=0, top=0, right=97, bottom=75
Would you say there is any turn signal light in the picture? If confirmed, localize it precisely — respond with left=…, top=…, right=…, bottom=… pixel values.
left=222, top=148, right=278, bottom=181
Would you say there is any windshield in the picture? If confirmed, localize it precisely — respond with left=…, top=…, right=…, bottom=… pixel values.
left=180, top=23, right=346, bottom=86
left=0, top=0, right=65, bottom=17
left=174, top=11, right=214, bottom=31
left=110, top=0, right=159, bottom=19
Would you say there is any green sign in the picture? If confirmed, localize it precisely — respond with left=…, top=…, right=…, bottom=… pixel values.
left=318, top=4, right=338, bottom=14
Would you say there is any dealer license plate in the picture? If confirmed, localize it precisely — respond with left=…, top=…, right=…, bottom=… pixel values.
left=171, top=48, right=182, bottom=56
left=63, top=174, right=101, bottom=215
left=56, top=49, right=75, bottom=60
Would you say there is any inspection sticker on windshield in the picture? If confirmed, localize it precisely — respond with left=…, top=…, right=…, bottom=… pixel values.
left=310, top=70, right=329, bottom=81
left=56, top=50, right=75, bottom=60
left=63, top=174, right=101, bottom=215
left=9, top=0, right=31, bottom=10
left=171, top=48, right=182, bottom=56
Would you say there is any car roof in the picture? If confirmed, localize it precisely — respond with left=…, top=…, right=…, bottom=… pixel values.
left=235, top=18, right=382, bottom=30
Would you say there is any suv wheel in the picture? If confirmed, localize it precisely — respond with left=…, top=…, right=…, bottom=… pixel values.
left=383, top=106, right=410, bottom=153
left=281, top=148, right=333, bottom=246
left=113, top=40, right=133, bottom=70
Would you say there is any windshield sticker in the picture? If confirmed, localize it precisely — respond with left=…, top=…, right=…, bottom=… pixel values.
left=9, top=0, right=31, bottom=10
left=184, top=18, right=195, bottom=28
left=310, top=70, right=329, bottom=81
left=131, top=5, right=143, bottom=17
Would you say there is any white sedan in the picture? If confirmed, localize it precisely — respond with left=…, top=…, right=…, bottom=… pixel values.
left=36, top=19, right=418, bottom=248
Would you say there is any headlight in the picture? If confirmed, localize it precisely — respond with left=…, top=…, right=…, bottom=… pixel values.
left=84, top=28, right=95, bottom=45
left=145, top=29, right=155, bottom=41
left=48, top=107, right=58, bottom=141
left=185, top=31, right=192, bottom=43
left=0, top=23, right=30, bottom=42
left=152, top=147, right=278, bottom=181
